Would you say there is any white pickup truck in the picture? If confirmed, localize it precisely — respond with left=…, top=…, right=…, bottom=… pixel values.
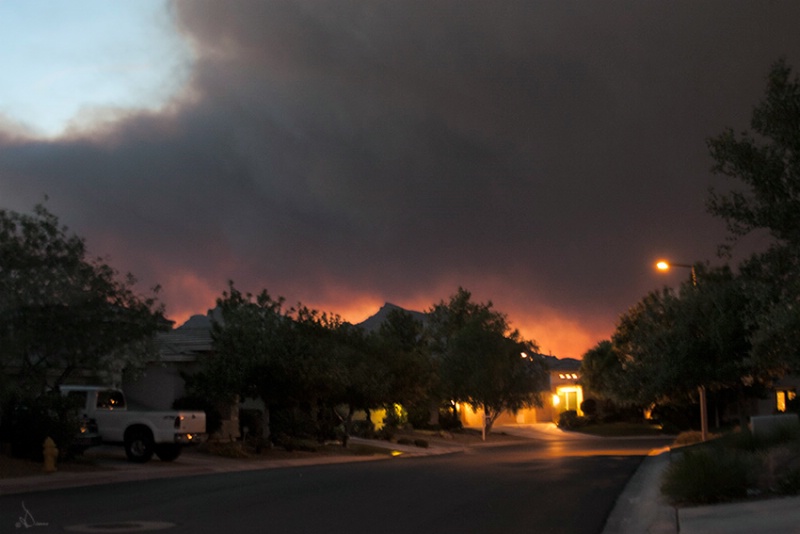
left=60, top=385, right=206, bottom=463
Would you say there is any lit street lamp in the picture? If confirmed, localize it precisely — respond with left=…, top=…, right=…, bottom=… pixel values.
left=656, top=260, right=697, bottom=286
left=655, top=259, right=708, bottom=442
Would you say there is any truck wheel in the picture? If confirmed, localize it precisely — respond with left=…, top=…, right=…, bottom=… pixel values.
left=125, top=428, right=154, bottom=463
left=155, top=444, right=182, bottom=462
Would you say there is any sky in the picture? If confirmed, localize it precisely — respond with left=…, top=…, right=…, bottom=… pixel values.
left=2, top=1, right=799, bottom=358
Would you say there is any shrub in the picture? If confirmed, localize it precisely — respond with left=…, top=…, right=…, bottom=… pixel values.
left=661, top=448, right=758, bottom=504
left=350, top=419, right=375, bottom=439
left=414, top=439, right=429, bottom=448
left=720, top=424, right=800, bottom=452
left=674, top=431, right=708, bottom=447
left=580, top=398, right=598, bottom=418
left=8, top=394, right=81, bottom=461
left=558, top=410, right=587, bottom=430
left=377, top=425, right=396, bottom=441
left=396, top=437, right=414, bottom=446
left=776, top=468, right=800, bottom=495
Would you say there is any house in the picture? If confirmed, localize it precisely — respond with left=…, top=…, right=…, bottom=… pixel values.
left=122, top=313, right=214, bottom=409
left=121, top=310, right=242, bottom=442
left=457, top=355, right=584, bottom=426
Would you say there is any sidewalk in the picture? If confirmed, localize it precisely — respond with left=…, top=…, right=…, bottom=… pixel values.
left=602, top=448, right=800, bottom=534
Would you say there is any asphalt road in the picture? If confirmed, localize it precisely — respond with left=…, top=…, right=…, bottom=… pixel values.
left=0, top=437, right=670, bottom=534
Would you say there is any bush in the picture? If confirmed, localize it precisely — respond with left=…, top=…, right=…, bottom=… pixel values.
left=661, top=448, right=758, bottom=504
left=350, top=419, right=375, bottom=438
left=7, top=394, right=81, bottom=461
left=580, top=398, right=598, bottom=418
left=414, top=439, right=429, bottom=448
left=377, top=424, right=396, bottom=441
left=776, top=468, right=800, bottom=495
left=558, top=410, right=587, bottom=430
left=674, top=430, right=713, bottom=447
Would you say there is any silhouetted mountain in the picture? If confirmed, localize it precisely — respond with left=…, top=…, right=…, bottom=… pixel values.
left=357, top=302, right=426, bottom=332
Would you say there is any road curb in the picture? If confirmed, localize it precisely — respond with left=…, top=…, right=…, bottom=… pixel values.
left=603, top=448, right=678, bottom=534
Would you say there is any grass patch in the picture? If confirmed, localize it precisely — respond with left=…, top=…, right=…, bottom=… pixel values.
left=577, top=422, right=667, bottom=437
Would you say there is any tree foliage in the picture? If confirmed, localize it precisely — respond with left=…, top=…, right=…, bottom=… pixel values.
left=0, top=204, right=167, bottom=400
left=582, top=266, right=752, bottom=410
left=579, top=340, right=630, bottom=405
left=427, top=288, right=548, bottom=434
left=612, top=266, right=751, bottom=406
left=200, top=285, right=548, bottom=443
left=373, top=308, right=435, bottom=410
left=202, top=282, right=427, bottom=444
left=706, top=58, right=800, bottom=372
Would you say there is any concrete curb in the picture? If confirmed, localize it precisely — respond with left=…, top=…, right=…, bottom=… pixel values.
left=603, top=448, right=677, bottom=534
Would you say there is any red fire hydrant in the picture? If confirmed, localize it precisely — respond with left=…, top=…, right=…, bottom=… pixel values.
left=42, top=437, right=58, bottom=473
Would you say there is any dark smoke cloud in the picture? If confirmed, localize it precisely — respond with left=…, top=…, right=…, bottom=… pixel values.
left=2, top=1, right=799, bottom=355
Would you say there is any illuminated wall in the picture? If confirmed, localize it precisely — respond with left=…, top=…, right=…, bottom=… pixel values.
left=456, top=368, right=584, bottom=426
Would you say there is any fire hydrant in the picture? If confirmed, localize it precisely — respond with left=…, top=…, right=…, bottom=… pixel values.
left=42, top=437, right=58, bottom=473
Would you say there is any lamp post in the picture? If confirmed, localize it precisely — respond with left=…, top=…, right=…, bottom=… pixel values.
left=655, top=259, right=708, bottom=442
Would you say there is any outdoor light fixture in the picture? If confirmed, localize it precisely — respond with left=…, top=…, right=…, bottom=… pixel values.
left=656, top=259, right=697, bottom=286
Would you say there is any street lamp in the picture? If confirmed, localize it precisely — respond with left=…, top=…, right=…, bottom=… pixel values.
left=655, top=259, right=708, bottom=442
left=656, top=260, right=697, bottom=286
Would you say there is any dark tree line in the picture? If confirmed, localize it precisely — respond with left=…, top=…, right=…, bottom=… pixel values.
left=191, top=285, right=548, bottom=445
left=581, top=59, right=800, bottom=427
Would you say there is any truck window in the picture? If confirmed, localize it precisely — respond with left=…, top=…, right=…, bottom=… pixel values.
left=97, top=390, right=125, bottom=409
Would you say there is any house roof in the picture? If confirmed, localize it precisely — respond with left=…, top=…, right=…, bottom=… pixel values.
left=157, top=313, right=216, bottom=361
left=543, top=355, right=581, bottom=371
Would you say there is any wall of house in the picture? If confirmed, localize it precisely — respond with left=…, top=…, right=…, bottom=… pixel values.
left=456, top=368, right=584, bottom=427
left=122, top=364, right=191, bottom=410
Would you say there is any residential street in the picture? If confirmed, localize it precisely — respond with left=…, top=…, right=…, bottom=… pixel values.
left=0, top=436, right=670, bottom=534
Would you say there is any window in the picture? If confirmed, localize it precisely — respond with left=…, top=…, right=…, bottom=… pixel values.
left=776, top=390, right=796, bottom=413
left=96, top=390, right=125, bottom=409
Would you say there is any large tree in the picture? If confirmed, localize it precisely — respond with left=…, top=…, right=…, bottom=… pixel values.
left=427, top=288, right=548, bottom=438
left=0, top=204, right=167, bottom=400
left=205, top=282, right=421, bottom=445
left=607, top=265, right=751, bottom=410
left=706, top=59, right=800, bottom=372
left=373, top=308, right=435, bottom=417
left=579, top=340, right=633, bottom=406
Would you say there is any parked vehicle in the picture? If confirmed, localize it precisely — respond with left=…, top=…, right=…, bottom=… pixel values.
left=59, top=385, right=206, bottom=462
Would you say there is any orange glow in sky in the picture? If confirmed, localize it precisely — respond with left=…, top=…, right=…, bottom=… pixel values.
left=162, top=277, right=605, bottom=359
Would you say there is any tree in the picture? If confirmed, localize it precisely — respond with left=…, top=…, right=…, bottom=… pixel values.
left=579, top=340, right=633, bottom=406
left=706, top=59, right=800, bottom=371
left=0, top=204, right=167, bottom=400
left=427, top=288, right=548, bottom=438
left=608, top=266, right=752, bottom=412
left=204, top=282, right=405, bottom=446
left=374, top=308, right=435, bottom=417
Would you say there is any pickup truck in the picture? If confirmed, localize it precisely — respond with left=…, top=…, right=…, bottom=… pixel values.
left=60, top=385, right=206, bottom=463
